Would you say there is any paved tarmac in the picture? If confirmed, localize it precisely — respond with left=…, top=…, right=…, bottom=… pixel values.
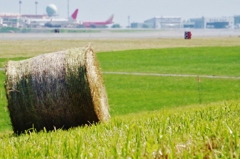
left=0, top=29, right=240, bottom=40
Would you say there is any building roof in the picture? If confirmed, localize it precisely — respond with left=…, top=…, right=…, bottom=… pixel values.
left=0, top=13, right=48, bottom=19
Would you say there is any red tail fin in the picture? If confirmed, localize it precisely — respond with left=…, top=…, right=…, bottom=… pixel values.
left=107, top=14, right=114, bottom=23
left=71, top=9, right=78, bottom=20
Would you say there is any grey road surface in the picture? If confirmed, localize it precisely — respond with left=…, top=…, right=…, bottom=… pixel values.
left=0, top=29, right=240, bottom=40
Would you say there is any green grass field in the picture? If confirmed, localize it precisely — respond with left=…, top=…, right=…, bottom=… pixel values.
left=0, top=44, right=239, bottom=158
left=0, top=102, right=240, bottom=158
left=98, top=46, right=240, bottom=76
left=105, top=75, right=240, bottom=116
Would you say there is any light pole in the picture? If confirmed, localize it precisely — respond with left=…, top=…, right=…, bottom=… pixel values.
left=18, top=0, right=22, bottom=28
left=19, top=1, right=22, bottom=15
left=35, top=1, right=38, bottom=15
left=67, top=0, right=69, bottom=18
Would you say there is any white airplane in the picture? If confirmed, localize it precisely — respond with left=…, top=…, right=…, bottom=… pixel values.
left=25, top=18, right=50, bottom=28
left=23, top=9, right=79, bottom=28
left=44, top=9, right=79, bottom=27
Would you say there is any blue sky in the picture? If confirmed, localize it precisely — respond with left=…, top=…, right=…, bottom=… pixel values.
left=0, top=0, right=239, bottom=26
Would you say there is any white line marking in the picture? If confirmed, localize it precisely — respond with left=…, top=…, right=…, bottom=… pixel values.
left=1, top=68, right=239, bottom=80
left=103, top=72, right=240, bottom=80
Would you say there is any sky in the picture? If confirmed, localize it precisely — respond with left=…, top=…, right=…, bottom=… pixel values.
left=0, top=0, right=240, bottom=27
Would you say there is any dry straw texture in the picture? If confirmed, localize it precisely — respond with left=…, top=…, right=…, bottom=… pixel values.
left=5, top=47, right=110, bottom=134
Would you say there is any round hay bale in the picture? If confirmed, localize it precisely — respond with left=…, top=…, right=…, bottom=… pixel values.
left=5, top=47, right=110, bottom=134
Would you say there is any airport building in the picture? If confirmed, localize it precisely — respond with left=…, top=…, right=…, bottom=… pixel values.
left=0, top=4, right=56, bottom=28
left=234, top=15, right=240, bottom=28
left=130, top=22, right=150, bottom=28
left=0, top=13, right=21, bottom=27
left=133, top=16, right=236, bottom=29
left=0, top=13, right=48, bottom=27
left=143, top=16, right=182, bottom=29
left=184, top=16, right=234, bottom=29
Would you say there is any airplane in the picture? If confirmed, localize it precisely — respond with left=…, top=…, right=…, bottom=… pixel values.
left=25, top=18, right=51, bottom=27
left=80, top=14, right=114, bottom=28
left=44, top=9, right=79, bottom=28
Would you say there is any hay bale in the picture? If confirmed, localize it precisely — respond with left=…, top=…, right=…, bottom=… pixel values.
left=5, top=47, right=110, bottom=134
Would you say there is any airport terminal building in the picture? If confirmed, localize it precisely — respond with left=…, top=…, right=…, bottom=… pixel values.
left=0, top=13, right=21, bottom=27
left=234, top=15, right=240, bottom=28
left=0, top=13, right=48, bottom=27
left=132, top=15, right=237, bottom=29
left=183, top=16, right=234, bottom=29
left=143, top=16, right=182, bottom=29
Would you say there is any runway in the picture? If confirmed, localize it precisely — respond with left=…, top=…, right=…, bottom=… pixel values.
left=0, top=29, right=240, bottom=40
